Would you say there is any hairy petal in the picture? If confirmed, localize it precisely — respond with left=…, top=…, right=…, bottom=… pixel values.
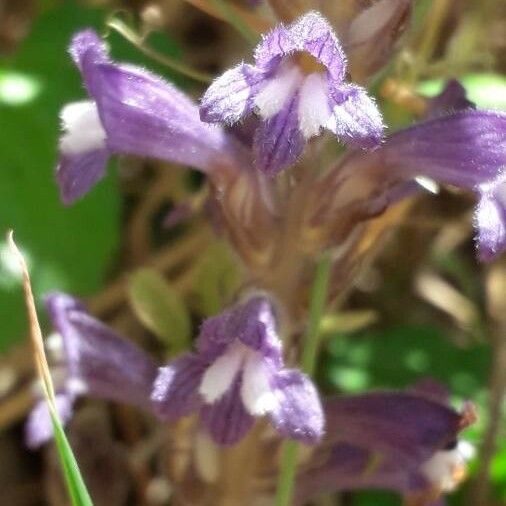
left=475, top=176, right=506, bottom=260
left=200, top=377, right=255, bottom=445
left=327, top=84, right=384, bottom=147
left=200, top=63, right=266, bottom=124
left=268, top=369, right=324, bottom=444
left=383, top=110, right=506, bottom=188
left=151, top=354, right=207, bottom=419
left=253, top=93, right=304, bottom=174
left=255, top=11, right=347, bottom=82
left=86, top=63, right=241, bottom=173
left=196, top=296, right=283, bottom=366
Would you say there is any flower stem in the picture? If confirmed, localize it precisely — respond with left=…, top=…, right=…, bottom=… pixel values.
left=275, top=253, right=332, bottom=506
left=106, top=17, right=213, bottom=83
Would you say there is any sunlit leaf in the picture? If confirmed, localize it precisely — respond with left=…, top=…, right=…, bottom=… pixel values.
left=128, top=268, right=190, bottom=351
left=192, top=241, right=242, bottom=316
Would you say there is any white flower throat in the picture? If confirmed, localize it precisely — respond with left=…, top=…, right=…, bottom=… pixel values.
left=198, top=341, right=278, bottom=416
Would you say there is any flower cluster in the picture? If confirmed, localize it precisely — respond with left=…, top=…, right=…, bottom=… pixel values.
left=25, top=6, right=506, bottom=505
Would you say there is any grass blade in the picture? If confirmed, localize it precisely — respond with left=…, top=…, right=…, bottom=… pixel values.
left=8, top=231, right=93, bottom=506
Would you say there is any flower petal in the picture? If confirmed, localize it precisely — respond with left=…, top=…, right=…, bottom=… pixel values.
left=383, top=110, right=506, bottom=189
left=253, top=93, right=304, bottom=174
left=151, top=354, right=207, bottom=419
left=56, top=148, right=109, bottom=205
left=86, top=62, right=241, bottom=173
left=254, top=11, right=347, bottom=82
left=196, top=296, right=283, bottom=366
left=199, top=344, right=244, bottom=404
left=201, top=377, right=255, bottom=445
left=200, top=63, right=266, bottom=124
left=327, top=84, right=384, bottom=148
left=241, top=354, right=278, bottom=416
left=298, top=73, right=332, bottom=139
left=425, top=79, right=475, bottom=119
left=69, top=29, right=109, bottom=72
left=25, top=391, right=75, bottom=449
left=475, top=177, right=506, bottom=260
left=45, top=293, right=157, bottom=411
left=324, top=391, right=463, bottom=468
left=268, top=369, right=324, bottom=444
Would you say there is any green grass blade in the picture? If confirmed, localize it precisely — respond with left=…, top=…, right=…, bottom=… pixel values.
left=50, top=411, right=93, bottom=506
left=8, top=232, right=94, bottom=506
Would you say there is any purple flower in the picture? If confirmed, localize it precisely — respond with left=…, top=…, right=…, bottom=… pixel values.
left=296, top=384, right=476, bottom=504
left=200, top=11, right=384, bottom=174
left=151, top=295, right=324, bottom=445
left=57, top=30, right=244, bottom=204
left=381, top=110, right=506, bottom=259
left=26, top=293, right=157, bottom=448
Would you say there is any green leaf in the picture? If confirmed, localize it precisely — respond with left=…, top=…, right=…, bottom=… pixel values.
left=418, top=73, right=506, bottom=110
left=323, top=325, right=490, bottom=397
left=192, top=242, right=242, bottom=316
left=128, top=268, right=190, bottom=351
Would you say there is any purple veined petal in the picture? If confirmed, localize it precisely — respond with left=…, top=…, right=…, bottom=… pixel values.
left=200, top=63, right=267, bottom=125
left=254, top=11, right=347, bottom=82
left=196, top=309, right=239, bottom=359
left=85, top=62, right=243, bottom=173
left=56, top=148, right=109, bottom=205
left=45, top=293, right=158, bottom=411
left=196, top=296, right=283, bottom=366
left=475, top=177, right=506, bottom=260
left=151, top=354, right=207, bottom=419
left=25, top=391, right=75, bottom=449
left=425, top=79, right=475, bottom=119
left=383, top=110, right=506, bottom=189
left=253, top=93, right=305, bottom=174
left=268, top=369, right=324, bottom=444
left=228, top=296, right=282, bottom=362
left=326, top=83, right=384, bottom=148
left=324, top=391, right=463, bottom=468
left=200, top=376, right=255, bottom=445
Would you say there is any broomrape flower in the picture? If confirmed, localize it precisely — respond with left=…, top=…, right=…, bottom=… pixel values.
left=200, top=11, right=384, bottom=174
left=56, top=28, right=506, bottom=261
left=25, top=293, right=158, bottom=448
left=57, top=30, right=245, bottom=204
left=27, top=293, right=323, bottom=448
left=151, top=295, right=324, bottom=445
left=297, top=382, right=476, bottom=505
